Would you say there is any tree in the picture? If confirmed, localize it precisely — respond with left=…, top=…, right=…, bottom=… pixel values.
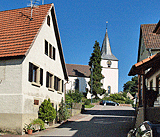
left=123, top=76, right=138, bottom=96
left=58, top=98, right=70, bottom=123
left=88, top=41, right=104, bottom=95
left=38, top=99, right=56, bottom=123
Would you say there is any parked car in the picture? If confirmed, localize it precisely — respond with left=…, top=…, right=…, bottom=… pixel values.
left=100, top=100, right=119, bottom=106
left=127, top=121, right=160, bottom=137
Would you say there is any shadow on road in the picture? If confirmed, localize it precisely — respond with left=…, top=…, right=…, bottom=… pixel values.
left=39, top=108, right=136, bottom=137
left=83, top=109, right=136, bottom=116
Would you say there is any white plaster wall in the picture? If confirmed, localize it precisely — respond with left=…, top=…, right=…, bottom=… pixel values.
left=0, top=59, right=23, bottom=113
left=101, top=60, right=118, bottom=68
left=21, top=10, right=65, bottom=114
left=66, top=76, right=90, bottom=93
left=148, top=69, right=160, bottom=91
left=101, top=60, right=118, bottom=94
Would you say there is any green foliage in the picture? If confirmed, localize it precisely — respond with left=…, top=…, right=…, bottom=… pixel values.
left=32, top=118, right=45, bottom=130
left=84, top=99, right=90, bottom=105
left=88, top=41, right=104, bottom=95
left=125, top=98, right=134, bottom=104
left=102, top=93, right=133, bottom=105
left=58, top=98, right=70, bottom=123
left=38, top=99, right=56, bottom=123
left=123, top=76, right=138, bottom=96
left=24, top=123, right=34, bottom=130
left=66, top=90, right=83, bottom=104
left=85, top=104, right=94, bottom=108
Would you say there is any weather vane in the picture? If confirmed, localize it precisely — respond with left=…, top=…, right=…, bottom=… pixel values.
left=106, top=21, right=108, bottom=29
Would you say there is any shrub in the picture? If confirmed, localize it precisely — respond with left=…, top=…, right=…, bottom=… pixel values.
left=84, top=99, right=90, bottom=105
left=58, top=98, right=70, bottom=123
left=66, top=90, right=83, bottom=103
left=125, top=98, right=134, bottom=104
left=32, top=118, right=45, bottom=130
left=38, top=99, right=56, bottom=123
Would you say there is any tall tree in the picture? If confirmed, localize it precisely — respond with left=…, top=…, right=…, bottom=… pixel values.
left=123, top=76, right=138, bottom=96
left=88, top=41, right=104, bottom=95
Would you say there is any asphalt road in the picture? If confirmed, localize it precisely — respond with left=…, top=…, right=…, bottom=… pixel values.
left=35, top=105, right=136, bottom=137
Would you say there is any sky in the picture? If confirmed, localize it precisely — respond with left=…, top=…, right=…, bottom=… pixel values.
left=0, top=0, right=159, bottom=92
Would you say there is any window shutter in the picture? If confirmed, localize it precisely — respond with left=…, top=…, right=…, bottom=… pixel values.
left=46, top=72, right=49, bottom=87
left=40, top=68, right=43, bottom=86
left=53, top=47, right=55, bottom=60
left=62, top=80, right=64, bottom=92
left=29, top=62, right=33, bottom=82
left=54, top=76, right=57, bottom=90
left=45, top=40, right=48, bottom=55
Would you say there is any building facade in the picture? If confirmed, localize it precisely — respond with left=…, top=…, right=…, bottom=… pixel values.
left=101, top=28, right=119, bottom=94
left=0, top=4, right=68, bottom=134
left=65, top=64, right=90, bottom=93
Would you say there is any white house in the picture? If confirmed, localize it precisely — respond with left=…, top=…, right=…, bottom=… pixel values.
left=101, top=28, right=119, bottom=94
left=65, top=64, right=90, bottom=93
left=0, top=4, right=68, bottom=134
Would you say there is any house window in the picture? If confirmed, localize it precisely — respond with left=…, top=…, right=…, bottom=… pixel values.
left=34, top=100, right=39, bottom=105
left=49, top=44, right=52, bottom=58
left=44, top=40, right=56, bottom=60
left=150, top=80, right=153, bottom=90
left=29, top=62, right=43, bottom=86
left=53, top=46, right=56, bottom=60
left=54, top=76, right=61, bottom=91
left=62, top=80, right=64, bottom=92
left=47, top=15, right=50, bottom=26
left=46, top=72, right=54, bottom=89
left=108, top=86, right=111, bottom=94
left=75, top=79, right=79, bottom=90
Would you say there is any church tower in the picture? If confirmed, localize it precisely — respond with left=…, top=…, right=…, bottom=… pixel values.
left=101, top=27, right=119, bottom=94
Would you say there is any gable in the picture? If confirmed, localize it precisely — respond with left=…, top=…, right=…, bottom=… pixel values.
left=0, top=4, right=68, bottom=81
left=137, top=22, right=160, bottom=62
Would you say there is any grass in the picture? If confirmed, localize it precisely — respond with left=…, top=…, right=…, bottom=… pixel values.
left=85, top=104, right=94, bottom=108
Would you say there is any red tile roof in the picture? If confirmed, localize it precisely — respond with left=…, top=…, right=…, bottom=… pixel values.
left=141, top=22, right=160, bottom=49
left=66, top=64, right=90, bottom=77
left=0, top=4, right=52, bottom=58
left=128, top=52, right=160, bottom=76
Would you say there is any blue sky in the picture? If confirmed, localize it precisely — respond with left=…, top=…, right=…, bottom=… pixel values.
left=0, top=0, right=159, bottom=92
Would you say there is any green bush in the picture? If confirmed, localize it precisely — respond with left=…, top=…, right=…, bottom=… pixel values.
left=125, top=98, right=134, bottom=104
left=84, top=99, right=90, bottom=105
left=58, top=98, right=70, bottom=123
left=32, top=118, right=45, bottom=130
left=38, top=99, right=56, bottom=123
left=66, top=90, right=83, bottom=103
left=102, top=93, right=133, bottom=105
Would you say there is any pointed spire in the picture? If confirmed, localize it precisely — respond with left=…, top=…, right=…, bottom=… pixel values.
left=101, top=23, right=118, bottom=61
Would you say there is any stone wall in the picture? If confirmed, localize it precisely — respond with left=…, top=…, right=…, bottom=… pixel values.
left=68, top=103, right=82, bottom=117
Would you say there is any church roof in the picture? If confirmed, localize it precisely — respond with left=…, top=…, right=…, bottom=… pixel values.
left=66, top=64, right=90, bottom=77
left=101, top=28, right=118, bottom=61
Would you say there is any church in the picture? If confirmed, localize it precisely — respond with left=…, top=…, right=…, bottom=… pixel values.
left=66, top=27, right=119, bottom=94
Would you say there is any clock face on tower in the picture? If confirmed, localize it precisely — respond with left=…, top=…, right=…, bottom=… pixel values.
left=107, top=60, right=112, bottom=67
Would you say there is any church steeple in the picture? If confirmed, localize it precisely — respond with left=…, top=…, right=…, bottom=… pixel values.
left=101, top=26, right=118, bottom=61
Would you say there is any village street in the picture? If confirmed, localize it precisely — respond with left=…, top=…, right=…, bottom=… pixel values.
left=32, top=105, right=135, bottom=137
